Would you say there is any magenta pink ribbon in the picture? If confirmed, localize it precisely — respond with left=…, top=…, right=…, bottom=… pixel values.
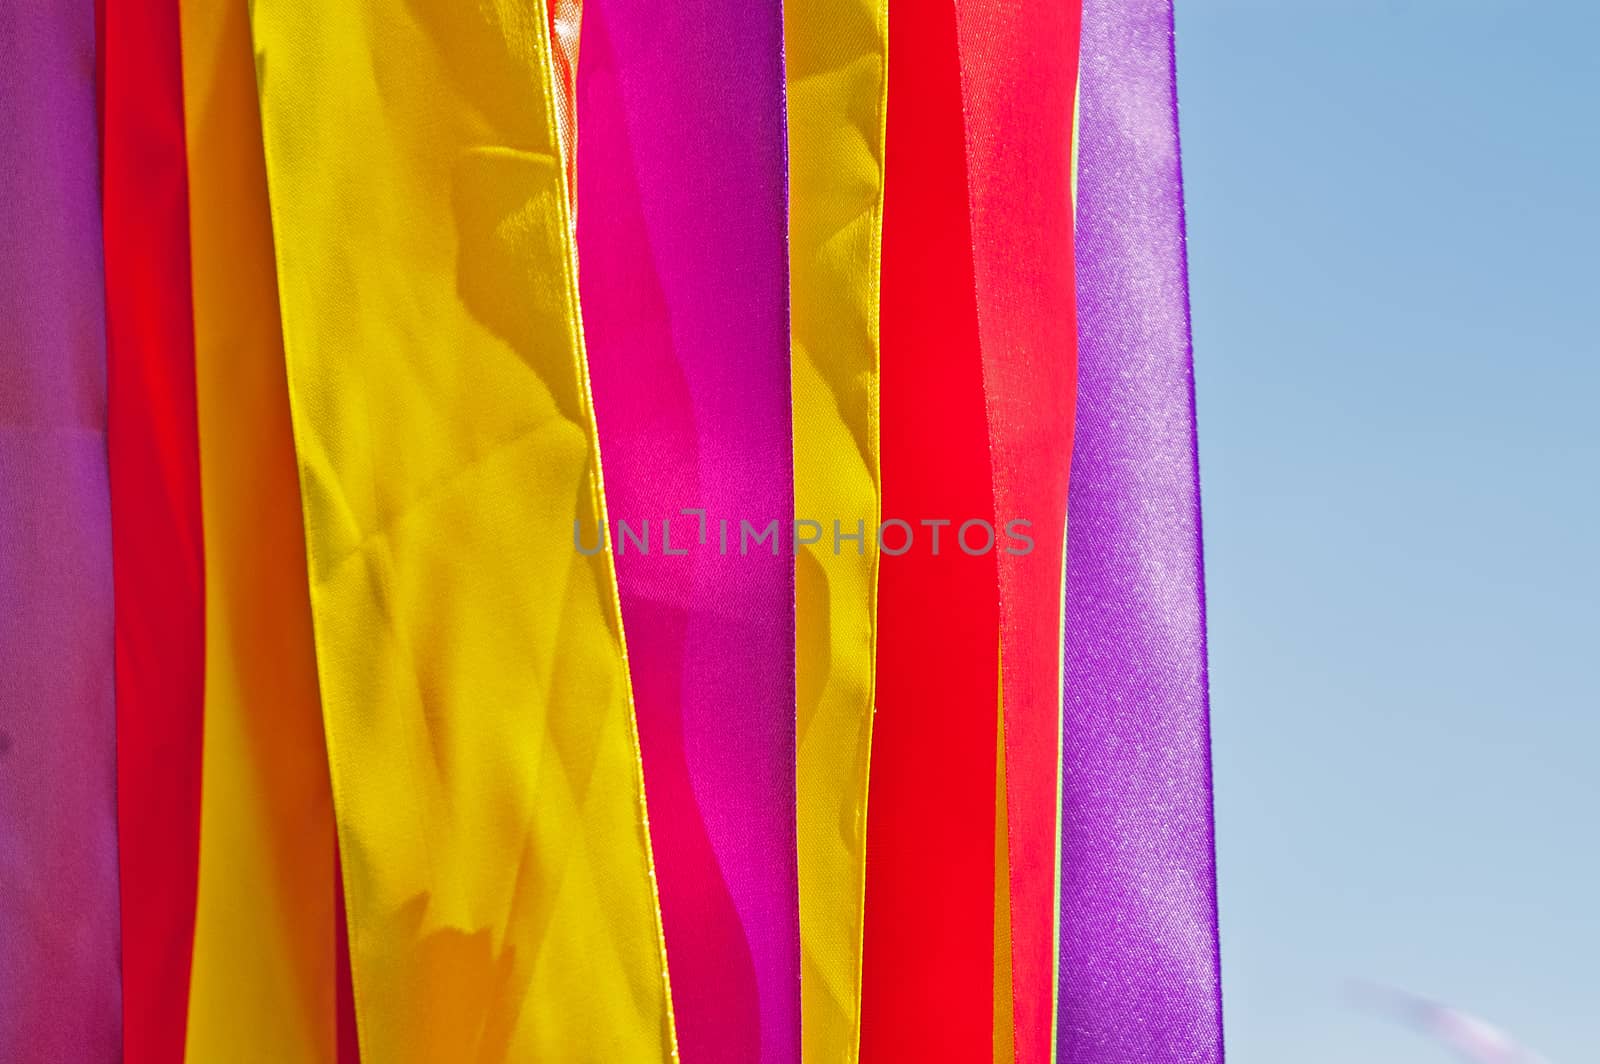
left=575, top=3, right=798, bottom=1062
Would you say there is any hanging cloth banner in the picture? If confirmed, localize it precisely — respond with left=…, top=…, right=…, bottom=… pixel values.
left=100, top=0, right=209, bottom=1057
left=575, top=3, right=798, bottom=1062
left=177, top=0, right=344, bottom=1059
left=862, top=1, right=1001, bottom=1060
left=249, top=1, right=676, bottom=1058
left=1059, top=0, right=1224, bottom=1059
left=785, top=0, right=887, bottom=1059
left=0, top=3, right=121, bottom=1059
left=952, top=5, right=1084, bottom=1061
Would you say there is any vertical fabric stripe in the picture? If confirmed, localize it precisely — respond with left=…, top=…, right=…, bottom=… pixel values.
left=995, top=658, right=1015, bottom=1064
left=1060, top=1, right=1224, bottom=1059
left=785, top=0, right=887, bottom=1058
left=0, top=3, right=121, bottom=1058
left=952, top=6, right=1084, bottom=1062
left=177, top=0, right=340, bottom=1059
left=862, top=0, right=1000, bottom=1058
left=249, top=2, right=675, bottom=1058
left=575, top=3, right=798, bottom=1062
left=546, top=0, right=580, bottom=196
left=100, top=0, right=208, bottom=1056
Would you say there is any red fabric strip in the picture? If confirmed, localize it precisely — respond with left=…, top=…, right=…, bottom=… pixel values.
left=99, top=0, right=206, bottom=1058
left=953, top=6, right=1083, bottom=1062
left=862, top=1, right=999, bottom=1059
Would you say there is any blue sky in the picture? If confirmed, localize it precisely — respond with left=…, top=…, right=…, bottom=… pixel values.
left=1176, top=2, right=1600, bottom=1061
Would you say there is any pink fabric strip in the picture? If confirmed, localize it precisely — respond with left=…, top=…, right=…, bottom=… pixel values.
left=575, top=3, right=799, bottom=1062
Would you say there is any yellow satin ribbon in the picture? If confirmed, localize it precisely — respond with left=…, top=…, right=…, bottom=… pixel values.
left=180, top=1, right=337, bottom=1059
left=249, top=2, right=674, bottom=1058
left=786, top=0, right=888, bottom=1059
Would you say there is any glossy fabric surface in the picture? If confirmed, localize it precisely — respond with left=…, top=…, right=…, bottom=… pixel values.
left=100, top=0, right=208, bottom=1056
left=0, top=6, right=1224, bottom=1058
left=0, top=3, right=121, bottom=1058
left=249, top=2, right=675, bottom=1057
left=863, top=2, right=1001, bottom=1058
left=576, top=2, right=798, bottom=1061
left=785, top=0, right=887, bottom=1058
left=953, top=6, right=1084, bottom=1061
left=178, top=0, right=341, bottom=1058
left=1059, top=1, right=1224, bottom=1059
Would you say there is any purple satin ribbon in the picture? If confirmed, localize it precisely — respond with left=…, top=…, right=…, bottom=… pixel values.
left=0, top=3, right=122, bottom=1059
left=1059, top=2, right=1224, bottom=1060
left=575, top=4, right=797, bottom=1063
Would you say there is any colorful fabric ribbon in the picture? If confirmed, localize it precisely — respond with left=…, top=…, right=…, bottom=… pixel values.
left=249, top=1, right=675, bottom=1058
left=864, top=3, right=1002, bottom=1058
left=0, top=2, right=1223, bottom=1060
left=1059, top=1, right=1224, bottom=1058
left=100, top=0, right=208, bottom=1056
left=576, top=3, right=799, bottom=1060
left=0, top=3, right=121, bottom=1059
left=178, top=0, right=343, bottom=1057
left=785, top=0, right=888, bottom=1058
left=953, top=6, right=1085, bottom=1061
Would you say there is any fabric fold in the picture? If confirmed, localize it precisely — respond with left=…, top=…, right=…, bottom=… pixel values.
left=951, top=5, right=1084, bottom=1061
left=784, top=0, right=887, bottom=1058
left=177, top=0, right=343, bottom=1058
left=248, top=1, right=676, bottom=1057
left=0, top=3, right=122, bottom=1058
left=99, top=0, right=210, bottom=1056
left=575, top=2, right=799, bottom=1061
left=1059, top=1, right=1224, bottom=1059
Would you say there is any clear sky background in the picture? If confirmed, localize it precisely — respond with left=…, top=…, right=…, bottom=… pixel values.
left=1175, top=2, right=1599, bottom=1061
